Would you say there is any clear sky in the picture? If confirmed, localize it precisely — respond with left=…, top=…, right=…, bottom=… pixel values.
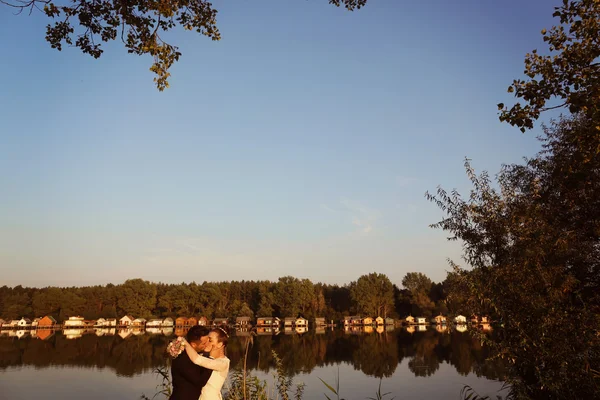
left=0, top=0, right=557, bottom=288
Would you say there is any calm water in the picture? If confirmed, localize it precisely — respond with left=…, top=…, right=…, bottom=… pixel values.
left=0, top=326, right=507, bottom=400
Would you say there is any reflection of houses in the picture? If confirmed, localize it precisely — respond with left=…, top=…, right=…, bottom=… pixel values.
left=363, top=325, right=374, bottom=334
left=376, top=326, right=384, bottom=334
left=118, top=329, right=133, bottom=339
left=16, top=330, right=29, bottom=339
left=405, top=315, right=415, bottom=325
left=119, top=316, right=134, bottom=327
left=38, top=316, right=57, bottom=329
left=385, top=317, right=394, bottom=326
left=314, top=317, right=326, bottom=327
left=163, top=317, right=174, bottom=327
left=416, top=317, right=427, bottom=325
left=375, top=317, right=384, bottom=326
left=454, top=315, right=467, bottom=324
left=18, top=318, right=32, bottom=328
left=175, top=327, right=188, bottom=337
left=64, top=328, right=85, bottom=339
left=295, top=317, right=308, bottom=328
left=95, top=328, right=116, bottom=336
left=455, top=324, right=468, bottom=333
left=431, top=315, right=447, bottom=325
left=213, top=318, right=229, bottom=326
left=256, top=326, right=280, bottom=335
left=362, top=317, right=373, bottom=326
left=64, top=316, right=85, bottom=327
left=435, top=324, right=448, bottom=333
left=316, top=326, right=325, bottom=334
left=256, top=317, right=280, bottom=327
left=146, top=327, right=162, bottom=335
left=236, top=316, right=251, bottom=327
left=343, top=316, right=362, bottom=327
left=133, top=318, right=147, bottom=328
left=162, top=327, right=174, bottom=336
left=235, top=328, right=251, bottom=337
left=37, top=329, right=55, bottom=341
left=295, top=326, right=307, bottom=334
left=417, top=324, right=427, bottom=332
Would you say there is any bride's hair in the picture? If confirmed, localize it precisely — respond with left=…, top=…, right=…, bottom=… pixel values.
left=211, top=327, right=229, bottom=349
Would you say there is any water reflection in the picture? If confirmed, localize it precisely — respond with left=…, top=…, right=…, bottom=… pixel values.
left=0, top=326, right=507, bottom=382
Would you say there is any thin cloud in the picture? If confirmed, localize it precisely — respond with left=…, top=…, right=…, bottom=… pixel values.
left=340, top=198, right=381, bottom=234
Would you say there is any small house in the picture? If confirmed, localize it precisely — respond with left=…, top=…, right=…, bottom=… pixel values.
left=416, top=317, right=427, bottom=325
left=38, top=316, right=57, bottom=329
left=295, top=317, right=308, bottom=328
left=31, top=318, right=41, bottom=327
left=405, top=315, right=415, bottom=325
left=236, top=316, right=251, bottom=326
left=314, top=317, right=326, bottom=327
left=431, top=315, right=447, bottom=325
left=105, top=318, right=117, bottom=327
left=64, top=316, right=85, bottom=327
left=146, top=319, right=163, bottom=327
left=187, top=317, right=198, bottom=326
left=119, top=315, right=134, bottom=326
left=17, top=318, right=31, bottom=328
left=284, top=317, right=295, bottom=327
left=213, top=318, right=228, bottom=326
left=454, top=315, right=467, bottom=324
left=342, top=316, right=352, bottom=326
left=362, top=317, right=373, bottom=326
left=133, top=318, right=146, bottom=327
left=95, top=318, right=107, bottom=327
left=9, top=320, right=19, bottom=328
left=385, top=317, right=394, bottom=326
left=175, top=317, right=188, bottom=326
left=198, top=316, right=208, bottom=326
left=350, top=316, right=363, bottom=326
left=256, top=317, right=280, bottom=326
left=375, top=316, right=384, bottom=326
left=162, top=317, right=174, bottom=327
left=0, top=319, right=6, bottom=326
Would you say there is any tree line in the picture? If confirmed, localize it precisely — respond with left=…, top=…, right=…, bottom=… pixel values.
left=0, top=272, right=478, bottom=322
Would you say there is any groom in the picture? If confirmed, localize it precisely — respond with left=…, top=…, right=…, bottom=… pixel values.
left=169, top=326, right=212, bottom=400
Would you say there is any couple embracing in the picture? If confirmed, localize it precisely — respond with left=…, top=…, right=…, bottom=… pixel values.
left=168, top=326, right=230, bottom=400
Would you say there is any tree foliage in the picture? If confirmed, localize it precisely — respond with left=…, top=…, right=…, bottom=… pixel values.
left=349, top=272, right=395, bottom=317
left=427, top=116, right=600, bottom=398
left=0, top=0, right=367, bottom=90
left=498, top=0, right=600, bottom=132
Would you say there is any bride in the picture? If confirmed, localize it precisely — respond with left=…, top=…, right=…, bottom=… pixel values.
left=183, top=327, right=230, bottom=400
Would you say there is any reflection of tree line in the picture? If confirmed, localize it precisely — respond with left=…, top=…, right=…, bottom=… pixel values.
left=0, top=330, right=508, bottom=380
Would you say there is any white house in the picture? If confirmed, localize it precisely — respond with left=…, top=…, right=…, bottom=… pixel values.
left=162, top=317, right=174, bottom=327
left=119, top=316, right=134, bottom=326
left=405, top=315, right=416, bottom=325
left=17, top=318, right=32, bottom=328
left=295, top=317, right=308, bottom=328
left=95, top=318, right=107, bottom=327
left=146, top=319, right=164, bottom=327
left=454, top=315, right=467, bottom=324
left=133, top=318, right=147, bottom=327
left=105, top=318, right=117, bottom=327
left=416, top=317, right=427, bottom=325
left=64, top=316, right=85, bottom=327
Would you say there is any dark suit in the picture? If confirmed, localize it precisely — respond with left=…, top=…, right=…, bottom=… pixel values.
left=170, top=351, right=211, bottom=400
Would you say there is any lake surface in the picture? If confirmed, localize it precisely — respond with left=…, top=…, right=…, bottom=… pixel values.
left=0, top=326, right=508, bottom=400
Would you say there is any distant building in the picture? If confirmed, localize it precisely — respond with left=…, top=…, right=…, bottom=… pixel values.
left=17, top=318, right=31, bottom=328
left=405, top=315, right=415, bottom=325
left=256, top=317, right=280, bottom=327
left=235, top=316, right=251, bottom=327
left=314, top=317, right=326, bottom=327
left=119, top=316, right=134, bottom=326
left=38, top=316, right=57, bottom=329
left=454, top=315, right=467, bottom=324
left=31, top=318, right=41, bottom=327
left=385, top=317, right=394, bottom=326
left=362, top=317, right=373, bottom=326
left=146, top=319, right=164, bottom=327
left=175, top=317, right=188, bottom=327
left=431, top=315, right=447, bottom=325
left=64, top=317, right=85, bottom=327
left=198, top=316, right=208, bottom=326
left=213, top=318, right=228, bottom=326
left=133, top=318, right=146, bottom=327
left=295, top=317, right=308, bottom=328
left=416, top=317, right=427, bottom=325
left=105, top=318, right=117, bottom=327
left=375, top=317, right=384, bottom=326
left=162, top=317, right=174, bottom=327
left=284, top=318, right=295, bottom=327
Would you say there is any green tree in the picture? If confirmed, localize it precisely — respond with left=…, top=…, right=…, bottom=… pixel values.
left=427, top=116, right=600, bottom=398
left=349, top=272, right=394, bottom=317
left=116, top=279, right=157, bottom=317
left=498, top=0, right=600, bottom=131
left=401, top=272, right=436, bottom=317
left=1, top=0, right=367, bottom=90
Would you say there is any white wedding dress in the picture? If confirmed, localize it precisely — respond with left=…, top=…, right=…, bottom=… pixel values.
left=189, top=354, right=230, bottom=400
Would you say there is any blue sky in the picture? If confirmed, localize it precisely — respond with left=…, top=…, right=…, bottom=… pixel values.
left=0, top=0, right=558, bottom=287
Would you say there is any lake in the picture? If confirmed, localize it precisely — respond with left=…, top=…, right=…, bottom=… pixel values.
left=0, top=326, right=508, bottom=399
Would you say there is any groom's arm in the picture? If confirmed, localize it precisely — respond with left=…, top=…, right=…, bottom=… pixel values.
left=178, top=352, right=212, bottom=388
